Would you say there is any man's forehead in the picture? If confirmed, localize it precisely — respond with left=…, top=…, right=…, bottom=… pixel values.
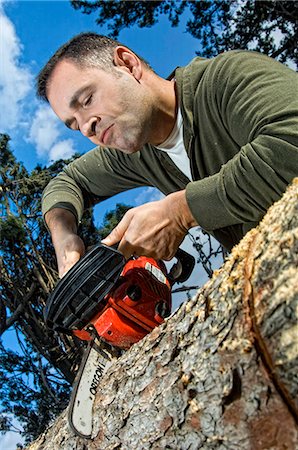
left=52, top=58, right=109, bottom=79
left=50, top=59, right=86, bottom=85
left=48, top=60, right=95, bottom=91
left=48, top=61, right=97, bottom=101
left=47, top=60, right=77, bottom=100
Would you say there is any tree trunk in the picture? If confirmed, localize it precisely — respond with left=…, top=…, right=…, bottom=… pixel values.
left=26, top=179, right=298, bottom=450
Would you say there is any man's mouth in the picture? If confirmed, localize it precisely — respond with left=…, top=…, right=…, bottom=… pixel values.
left=100, top=125, right=113, bottom=145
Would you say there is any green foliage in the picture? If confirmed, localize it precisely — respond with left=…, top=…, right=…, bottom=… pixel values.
left=0, top=134, right=133, bottom=442
left=0, top=340, right=70, bottom=442
left=98, top=203, right=132, bottom=239
left=0, top=134, right=95, bottom=441
left=71, top=0, right=298, bottom=68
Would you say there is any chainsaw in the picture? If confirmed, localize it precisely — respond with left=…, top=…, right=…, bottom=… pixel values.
left=44, top=244, right=195, bottom=438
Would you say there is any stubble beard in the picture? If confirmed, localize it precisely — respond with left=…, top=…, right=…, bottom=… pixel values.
left=112, top=80, right=155, bottom=154
left=113, top=111, right=153, bottom=154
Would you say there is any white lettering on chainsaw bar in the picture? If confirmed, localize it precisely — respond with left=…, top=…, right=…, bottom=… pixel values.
left=89, top=360, right=106, bottom=396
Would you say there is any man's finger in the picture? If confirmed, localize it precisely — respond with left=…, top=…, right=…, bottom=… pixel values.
left=101, top=226, right=122, bottom=246
left=117, top=238, right=137, bottom=260
left=101, top=212, right=131, bottom=246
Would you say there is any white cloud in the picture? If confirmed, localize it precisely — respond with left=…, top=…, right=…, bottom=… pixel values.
left=134, top=187, right=164, bottom=206
left=0, top=4, right=33, bottom=131
left=28, top=105, right=61, bottom=156
left=49, top=138, right=76, bottom=161
left=0, top=2, right=77, bottom=163
left=0, top=415, right=24, bottom=450
left=28, top=104, right=77, bottom=162
left=0, top=431, right=24, bottom=450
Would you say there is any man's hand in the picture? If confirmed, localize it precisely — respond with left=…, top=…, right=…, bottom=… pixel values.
left=45, top=208, right=85, bottom=278
left=102, top=190, right=198, bottom=260
left=54, top=233, right=85, bottom=278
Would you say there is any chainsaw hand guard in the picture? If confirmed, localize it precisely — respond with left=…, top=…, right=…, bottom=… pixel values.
left=44, top=244, right=125, bottom=332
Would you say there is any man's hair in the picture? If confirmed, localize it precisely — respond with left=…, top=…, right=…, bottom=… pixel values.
left=36, top=32, right=151, bottom=102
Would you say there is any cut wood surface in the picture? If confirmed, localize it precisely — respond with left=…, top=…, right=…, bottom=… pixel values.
left=27, top=179, right=298, bottom=450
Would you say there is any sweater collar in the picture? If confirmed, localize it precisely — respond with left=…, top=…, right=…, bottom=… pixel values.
left=173, top=64, right=195, bottom=149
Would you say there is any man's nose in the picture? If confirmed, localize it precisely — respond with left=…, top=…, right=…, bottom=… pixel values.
left=80, top=117, right=97, bottom=138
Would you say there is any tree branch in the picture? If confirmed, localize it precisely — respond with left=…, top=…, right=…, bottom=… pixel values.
left=0, top=283, right=36, bottom=336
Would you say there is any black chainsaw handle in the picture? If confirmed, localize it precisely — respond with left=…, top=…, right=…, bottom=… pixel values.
left=168, top=248, right=195, bottom=285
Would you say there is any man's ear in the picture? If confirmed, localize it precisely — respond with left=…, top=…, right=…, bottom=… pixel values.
left=113, top=46, right=142, bottom=81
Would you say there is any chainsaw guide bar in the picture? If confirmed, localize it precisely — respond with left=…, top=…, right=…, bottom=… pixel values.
left=68, top=337, right=118, bottom=438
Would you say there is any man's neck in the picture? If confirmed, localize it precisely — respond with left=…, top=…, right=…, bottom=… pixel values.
left=149, top=77, right=177, bottom=146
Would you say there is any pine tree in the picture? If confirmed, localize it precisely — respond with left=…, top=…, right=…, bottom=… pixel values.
left=71, top=0, right=298, bottom=68
left=0, top=134, right=89, bottom=441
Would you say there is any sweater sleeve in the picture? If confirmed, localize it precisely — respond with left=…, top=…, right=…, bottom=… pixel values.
left=41, top=146, right=150, bottom=222
left=186, top=51, right=298, bottom=231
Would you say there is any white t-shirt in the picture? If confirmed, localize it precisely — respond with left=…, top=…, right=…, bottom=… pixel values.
left=156, top=108, right=192, bottom=181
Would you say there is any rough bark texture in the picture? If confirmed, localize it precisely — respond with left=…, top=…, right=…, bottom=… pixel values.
left=27, top=179, right=298, bottom=450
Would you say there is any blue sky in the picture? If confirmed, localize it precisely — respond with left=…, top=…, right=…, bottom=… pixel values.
left=1, top=1, right=214, bottom=447
left=1, top=0, right=214, bottom=292
left=1, top=0, right=200, bottom=217
left=0, top=0, right=215, bottom=294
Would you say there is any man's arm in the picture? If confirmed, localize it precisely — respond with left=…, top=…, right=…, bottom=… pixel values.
left=45, top=189, right=197, bottom=269
left=41, top=149, right=142, bottom=276
left=45, top=208, right=85, bottom=278
left=185, top=51, right=298, bottom=232
left=104, top=52, right=298, bottom=256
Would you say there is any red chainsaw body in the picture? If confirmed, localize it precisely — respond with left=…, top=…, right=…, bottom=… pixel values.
left=73, top=256, right=172, bottom=349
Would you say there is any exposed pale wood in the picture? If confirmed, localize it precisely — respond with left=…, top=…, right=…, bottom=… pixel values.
left=27, top=179, right=298, bottom=450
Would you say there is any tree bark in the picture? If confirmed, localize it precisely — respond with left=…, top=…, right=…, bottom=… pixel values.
left=26, top=179, right=298, bottom=450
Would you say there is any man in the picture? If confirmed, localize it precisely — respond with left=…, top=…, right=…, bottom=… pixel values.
left=37, top=32, right=298, bottom=278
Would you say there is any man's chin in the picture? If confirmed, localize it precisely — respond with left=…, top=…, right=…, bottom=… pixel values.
left=112, top=143, right=142, bottom=154
left=90, top=139, right=141, bottom=153
left=121, top=147, right=142, bottom=155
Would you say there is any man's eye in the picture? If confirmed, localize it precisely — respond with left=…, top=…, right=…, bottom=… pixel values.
left=83, top=95, right=92, bottom=108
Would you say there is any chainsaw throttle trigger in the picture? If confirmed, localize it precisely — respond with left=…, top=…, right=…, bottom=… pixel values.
left=168, top=248, right=195, bottom=285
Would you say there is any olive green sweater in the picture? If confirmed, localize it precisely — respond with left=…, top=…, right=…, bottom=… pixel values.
left=42, top=50, right=298, bottom=250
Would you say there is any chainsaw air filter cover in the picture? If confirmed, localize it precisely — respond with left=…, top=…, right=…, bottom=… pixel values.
left=44, top=244, right=125, bottom=332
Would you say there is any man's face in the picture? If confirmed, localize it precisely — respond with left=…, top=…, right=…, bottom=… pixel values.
left=47, top=59, right=153, bottom=153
